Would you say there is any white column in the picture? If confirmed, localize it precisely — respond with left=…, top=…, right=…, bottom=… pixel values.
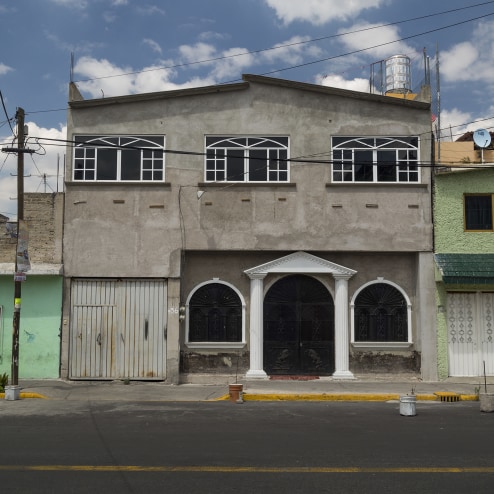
left=333, top=274, right=355, bottom=379
left=246, top=273, right=268, bottom=379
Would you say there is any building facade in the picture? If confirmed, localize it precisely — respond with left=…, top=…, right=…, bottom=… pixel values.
left=434, top=165, right=494, bottom=378
left=62, top=74, right=436, bottom=383
left=0, top=193, right=64, bottom=378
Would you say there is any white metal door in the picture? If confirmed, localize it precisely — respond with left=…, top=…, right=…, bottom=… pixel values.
left=447, top=292, right=494, bottom=376
left=70, top=279, right=167, bottom=380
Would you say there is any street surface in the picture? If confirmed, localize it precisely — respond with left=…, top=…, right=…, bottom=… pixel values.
left=1, top=399, right=493, bottom=493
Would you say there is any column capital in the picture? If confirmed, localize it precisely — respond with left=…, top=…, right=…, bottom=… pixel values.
left=246, top=272, right=267, bottom=280
left=333, top=272, right=353, bottom=281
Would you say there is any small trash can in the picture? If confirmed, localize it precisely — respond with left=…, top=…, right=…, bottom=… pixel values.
left=399, top=395, right=416, bottom=416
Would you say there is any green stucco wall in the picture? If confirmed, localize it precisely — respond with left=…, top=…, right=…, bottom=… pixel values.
left=434, top=168, right=494, bottom=253
left=435, top=277, right=449, bottom=380
left=434, top=168, right=494, bottom=378
left=0, top=275, right=62, bottom=379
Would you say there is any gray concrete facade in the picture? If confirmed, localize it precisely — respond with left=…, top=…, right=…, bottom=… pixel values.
left=62, top=74, right=436, bottom=383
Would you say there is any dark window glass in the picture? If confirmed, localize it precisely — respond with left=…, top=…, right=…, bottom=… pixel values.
left=354, top=150, right=373, bottom=181
left=121, top=149, right=141, bottom=180
left=226, top=149, right=244, bottom=181
left=96, top=149, right=118, bottom=180
left=377, top=150, right=396, bottom=181
left=465, top=195, right=493, bottom=230
left=249, top=149, right=268, bottom=181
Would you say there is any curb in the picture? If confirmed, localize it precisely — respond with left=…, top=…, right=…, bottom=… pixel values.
left=219, top=393, right=480, bottom=402
left=0, top=392, right=48, bottom=400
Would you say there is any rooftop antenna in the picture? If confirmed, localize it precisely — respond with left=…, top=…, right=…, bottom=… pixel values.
left=70, top=52, right=74, bottom=83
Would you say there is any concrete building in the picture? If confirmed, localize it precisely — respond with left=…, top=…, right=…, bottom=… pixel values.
left=0, top=193, right=64, bottom=378
left=62, top=74, right=436, bottom=383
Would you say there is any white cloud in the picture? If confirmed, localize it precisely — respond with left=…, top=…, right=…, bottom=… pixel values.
left=440, top=21, right=494, bottom=85
left=0, top=62, right=13, bottom=75
left=337, top=22, right=416, bottom=60
left=318, top=74, right=370, bottom=92
left=73, top=56, right=218, bottom=97
left=49, top=0, right=88, bottom=9
left=143, top=38, right=162, bottom=55
left=136, top=5, right=165, bottom=16
left=439, top=108, right=473, bottom=139
left=261, top=36, right=322, bottom=65
left=265, top=0, right=386, bottom=25
left=440, top=42, right=479, bottom=82
left=178, top=42, right=217, bottom=64
left=0, top=122, right=67, bottom=220
left=111, top=0, right=128, bottom=5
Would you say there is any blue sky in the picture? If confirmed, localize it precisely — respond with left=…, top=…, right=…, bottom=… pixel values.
left=1, top=0, right=494, bottom=219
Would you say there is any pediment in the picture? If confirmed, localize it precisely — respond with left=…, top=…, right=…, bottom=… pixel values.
left=244, top=251, right=356, bottom=278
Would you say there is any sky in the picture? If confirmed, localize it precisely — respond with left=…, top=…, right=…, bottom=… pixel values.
left=1, top=0, right=494, bottom=220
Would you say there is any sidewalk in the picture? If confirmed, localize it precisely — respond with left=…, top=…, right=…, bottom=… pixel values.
left=2, top=374, right=490, bottom=402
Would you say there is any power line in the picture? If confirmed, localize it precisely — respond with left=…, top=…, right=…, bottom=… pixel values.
left=72, top=2, right=494, bottom=84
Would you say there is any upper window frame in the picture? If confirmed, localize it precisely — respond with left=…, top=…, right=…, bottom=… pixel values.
left=331, top=136, right=420, bottom=184
left=205, top=136, right=289, bottom=183
left=73, top=135, right=166, bottom=182
left=464, top=194, right=494, bottom=232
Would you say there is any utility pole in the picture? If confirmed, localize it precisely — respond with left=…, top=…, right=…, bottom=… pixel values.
left=11, top=107, right=25, bottom=397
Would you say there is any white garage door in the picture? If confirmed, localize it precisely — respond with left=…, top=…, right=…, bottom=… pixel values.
left=70, top=279, right=167, bottom=380
left=447, top=292, right=494, bottom=377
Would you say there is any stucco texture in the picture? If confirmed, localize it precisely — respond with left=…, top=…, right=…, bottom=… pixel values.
left=434, top=168, right=494, bottom=253
left=0, top=276, right=62, bottom=379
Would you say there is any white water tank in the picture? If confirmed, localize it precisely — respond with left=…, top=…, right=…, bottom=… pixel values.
left=385, top=55, right=412, bottom=94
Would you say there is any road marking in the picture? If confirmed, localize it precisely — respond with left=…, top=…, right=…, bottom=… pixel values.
left=0, top=466, right=493, bottom=473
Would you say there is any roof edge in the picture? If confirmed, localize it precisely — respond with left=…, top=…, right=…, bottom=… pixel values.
left=242, top=74, right=430, bottom=109
left=69, top=80, right=250, bottom=108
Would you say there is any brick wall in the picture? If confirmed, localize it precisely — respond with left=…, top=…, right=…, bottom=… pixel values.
left=0, top=193, right=64, bottom=264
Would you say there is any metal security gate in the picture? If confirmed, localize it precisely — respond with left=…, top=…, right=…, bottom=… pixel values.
left=264, top=275, right=334, bottom=375
left=447, top=292, right=494, bottom=377
left=70, top=279, right=167, bottom=380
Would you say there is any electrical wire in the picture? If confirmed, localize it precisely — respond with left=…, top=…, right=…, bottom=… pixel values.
left=0, top=91, right=14, bottom=134
left=72, top=1, right=494, bottom=84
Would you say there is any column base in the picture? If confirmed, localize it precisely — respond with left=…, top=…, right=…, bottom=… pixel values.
left=332, top=370, right=356, bottom=380
left=245, top=369, right=269, bottom=380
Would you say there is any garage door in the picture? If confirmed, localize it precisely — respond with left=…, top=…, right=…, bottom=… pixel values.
left=70, top=279, right=167, bottom=380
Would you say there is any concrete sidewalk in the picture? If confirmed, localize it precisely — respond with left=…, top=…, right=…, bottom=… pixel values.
left=2, top=374, right=491, bottom=402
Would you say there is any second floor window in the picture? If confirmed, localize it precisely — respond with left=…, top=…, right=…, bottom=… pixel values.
left=464, top=194, right=493, bottom=231
left=331, top=136, right=420, bottom=183
left=73, top=135, right=165, bottom=182
left=205, top=136, right=289, bottom=182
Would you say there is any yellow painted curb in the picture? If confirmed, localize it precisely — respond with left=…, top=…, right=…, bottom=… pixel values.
left=242, top=393, right=401, bottom=401
left=0, top=392, right=48, bottom=400
left=236, top=393, right=479, bottom=402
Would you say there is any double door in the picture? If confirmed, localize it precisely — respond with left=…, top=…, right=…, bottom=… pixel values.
left=264, top=275, right=334, bottom=375
left=448, top=292, right=494, bottom=376
left=70, top=279, right=167, bottom=380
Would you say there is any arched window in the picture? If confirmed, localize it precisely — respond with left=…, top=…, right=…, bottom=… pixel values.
left=352, top=281, right=411, bottom=346
left=186, top=281, right=245, bottom=347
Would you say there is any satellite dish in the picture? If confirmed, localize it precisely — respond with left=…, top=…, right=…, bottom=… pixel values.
left=473, top=129, right=492, bottom=148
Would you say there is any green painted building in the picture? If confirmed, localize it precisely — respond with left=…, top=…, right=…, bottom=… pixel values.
left=434, top=166, right=494, bottom=378
left=0, top=193, right=63, bottom=379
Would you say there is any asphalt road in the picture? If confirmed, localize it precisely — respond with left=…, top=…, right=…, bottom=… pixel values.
left=1, top=399, right=493, bottom=493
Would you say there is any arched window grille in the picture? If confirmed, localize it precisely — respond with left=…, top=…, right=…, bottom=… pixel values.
left=354, top=282, right=408, bottom=342
left=187, top=282, right=243, bottom=343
